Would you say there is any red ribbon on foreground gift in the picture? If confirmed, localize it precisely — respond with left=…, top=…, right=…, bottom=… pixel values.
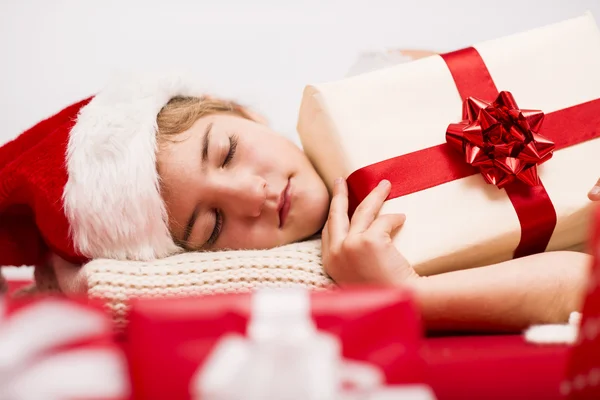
left=347, top=47, right=600, bottom=259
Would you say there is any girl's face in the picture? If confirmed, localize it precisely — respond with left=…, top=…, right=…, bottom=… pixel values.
left=157, top=113, right=330, bottom=251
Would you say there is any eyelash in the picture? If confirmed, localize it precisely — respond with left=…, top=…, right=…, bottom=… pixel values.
left=207, top=134, right=239, bottom=246
left=222, top=134, right=239, bottom=167
left=207, top=210, right=223, bottom=246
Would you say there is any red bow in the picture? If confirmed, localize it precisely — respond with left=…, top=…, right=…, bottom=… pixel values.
left=446, top=91, right=555, bottom=188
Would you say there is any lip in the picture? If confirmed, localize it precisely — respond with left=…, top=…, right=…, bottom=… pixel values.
left=278, top=179, right=292, bottom=229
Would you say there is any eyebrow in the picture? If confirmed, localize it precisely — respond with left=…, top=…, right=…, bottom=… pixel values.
left=183, top=122, right=213, bottom=246
left=201, top=122, right=213, bottom=166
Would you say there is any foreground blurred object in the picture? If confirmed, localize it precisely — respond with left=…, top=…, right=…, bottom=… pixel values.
left=564, top=204, right=600, bottom=399
left=298, top=12, right=600, bottom=276
left=0, top=297, right=129, bottom=400
left=126, top=288, right=426, bottom=400
left=192, top=289, right=435, bottom=400
left=525, top=311, right=582, bottom=345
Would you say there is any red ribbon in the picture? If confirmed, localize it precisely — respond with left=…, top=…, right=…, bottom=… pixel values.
left=446, top=91, right=555, bottom=188
left=347, top=47, right=600, bottom=259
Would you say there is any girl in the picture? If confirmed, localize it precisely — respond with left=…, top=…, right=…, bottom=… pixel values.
left=155, top=94, right=598, bottom=332
left=1, top=71, right=598, bottom=332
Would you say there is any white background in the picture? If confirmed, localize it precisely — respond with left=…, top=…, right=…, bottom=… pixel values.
left=1, top=0, right=599, bottom=145
left=1, top=0, right=599, bottom=279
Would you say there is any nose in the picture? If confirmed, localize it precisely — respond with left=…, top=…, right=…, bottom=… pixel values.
left=215, top=174, right=267, bottom=217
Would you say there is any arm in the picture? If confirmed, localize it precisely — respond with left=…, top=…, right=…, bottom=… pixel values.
left=415, top=180, right=599, bottom=332
left=406, top=251, right=589, bottom=333
left=322, top=178, right=593, bottom=333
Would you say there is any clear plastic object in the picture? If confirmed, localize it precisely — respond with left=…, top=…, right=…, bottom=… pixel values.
left=191, top=288, right=436, bottom=400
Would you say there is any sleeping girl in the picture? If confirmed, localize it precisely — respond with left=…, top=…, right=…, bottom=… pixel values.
left=1, top=59, right=598, bottom=333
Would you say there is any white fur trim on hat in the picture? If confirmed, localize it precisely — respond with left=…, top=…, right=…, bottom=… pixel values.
left=63, top=72, right=207, bottom=261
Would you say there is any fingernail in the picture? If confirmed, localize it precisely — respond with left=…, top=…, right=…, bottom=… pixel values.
left=590, top=186, right=600, bottom=196
left=335, top=177, right=343, bottom=186
left=379, top=180, right=391, bottom=188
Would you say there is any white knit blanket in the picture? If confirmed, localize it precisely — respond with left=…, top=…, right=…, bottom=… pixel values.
left=19, top=239, right=332, bottom=328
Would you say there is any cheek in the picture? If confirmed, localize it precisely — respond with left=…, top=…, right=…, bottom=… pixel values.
left=222, top=219, right=282, bottom=249
left=242, top=137, right=289, bottom=172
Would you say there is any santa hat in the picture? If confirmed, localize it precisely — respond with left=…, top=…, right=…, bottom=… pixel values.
left=0, top=73, right=210, bottom=267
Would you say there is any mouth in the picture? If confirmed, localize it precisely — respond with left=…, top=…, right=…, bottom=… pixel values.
left=278, top=178, right=292, bottom=229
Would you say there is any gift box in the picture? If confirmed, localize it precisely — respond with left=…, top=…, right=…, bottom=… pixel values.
left=563, top=204, right=600, bottom=399
left=297, top=12, right=600, bottom=275
left=126, top=288, right=426, bottom=400
left=0, top=297, right=129, bottom=399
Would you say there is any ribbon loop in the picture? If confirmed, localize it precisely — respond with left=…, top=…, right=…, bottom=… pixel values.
left=446, top=91, right=556, bottom=189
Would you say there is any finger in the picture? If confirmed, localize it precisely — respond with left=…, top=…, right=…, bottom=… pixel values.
left=368, top=213, right=407, bottom=237
left=349, top=180, right=391, bottom=235
left=589, top=178, right=600, bottom=201
left=321, top=221, right=329, bottom=255
left=327, top=178, right=350, bottom=248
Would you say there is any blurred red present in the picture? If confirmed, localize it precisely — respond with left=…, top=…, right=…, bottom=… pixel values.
left=0, top=296, right=130, bottom=399
left=126, top=287, right=426, bottom=400
left=564, top=204, right=600, bottom=399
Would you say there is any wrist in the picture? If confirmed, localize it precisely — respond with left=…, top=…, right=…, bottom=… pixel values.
left=389, top=263, right=420, bottom=286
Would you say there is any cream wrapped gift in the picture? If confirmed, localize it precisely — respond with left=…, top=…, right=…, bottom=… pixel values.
left=297, top=12, right=600, bottom=276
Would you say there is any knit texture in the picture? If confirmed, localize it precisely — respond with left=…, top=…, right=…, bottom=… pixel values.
left=84, top=239, right=332, bottom=328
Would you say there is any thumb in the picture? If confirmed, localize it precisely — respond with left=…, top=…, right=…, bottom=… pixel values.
left=589, top=179, right=600, bottom=201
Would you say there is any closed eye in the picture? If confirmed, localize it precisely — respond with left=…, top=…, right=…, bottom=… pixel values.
left=222, top=134, right=238, bottom=167
left=207, top=209, right=223, bottom=246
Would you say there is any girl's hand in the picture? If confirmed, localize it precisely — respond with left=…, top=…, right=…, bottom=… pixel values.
left=589, top=179, right=600, bottom=201
left=321, top=178, right=418, bottom=286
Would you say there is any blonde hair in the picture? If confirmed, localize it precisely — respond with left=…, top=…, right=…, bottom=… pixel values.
left=156, top=95, right=251, bottom=141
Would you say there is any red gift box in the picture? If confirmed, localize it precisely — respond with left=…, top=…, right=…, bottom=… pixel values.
left=123, top=207, right=600, bottom=400
left=125, top=288, right=425, bottom=400
left=564, top=204, right=600, bottom=399
left=0, top=296, right=130, bottom=400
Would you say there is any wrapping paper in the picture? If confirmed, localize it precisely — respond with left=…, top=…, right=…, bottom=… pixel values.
left=0, top=297, right=129, bottom=400
left=564, top=204, right=600, bottom=399
left=424, top=334, right=569, bottom=400
left=297, top=12, right=600, bottom=275
left=190, top=289, right=435, bottom=400
left=126, top=288, right=425, bottom=400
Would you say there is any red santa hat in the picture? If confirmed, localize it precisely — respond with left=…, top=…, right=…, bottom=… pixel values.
left=0, top=73, right=209, bottom=267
